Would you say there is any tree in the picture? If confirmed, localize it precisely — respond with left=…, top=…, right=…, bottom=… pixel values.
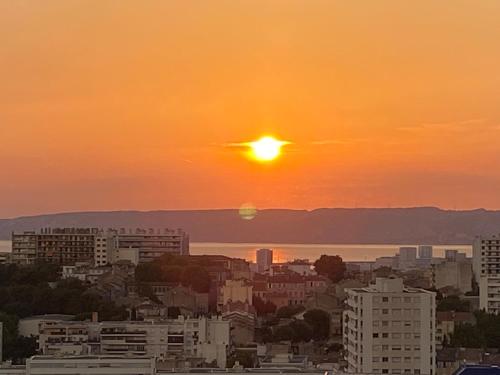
left=314, top=255, right=346, bottom=283
left=273, top=325, right=294, bottom=341
left=168, top=306, right=181, bottom=319
left=289, top=320, right=313, bottom=342
left=227, top=351, right=256, bottom=368
left=276, top=305, right=304, bottom=319
left=304, top=309, right=330, bottom=340
left=181, top=266, right=211, bottom=293
left=450, top=323, right=485, bottom=348
left=253, top=296, right=277, bottom=316
left=437, top=295, right=470, bottom=312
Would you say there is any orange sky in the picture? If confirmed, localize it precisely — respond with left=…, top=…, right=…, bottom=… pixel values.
left=1, top=1, right=500, bottom=217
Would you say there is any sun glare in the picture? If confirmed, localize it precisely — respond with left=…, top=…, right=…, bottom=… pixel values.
left=248, top=136, right=289, bottom=162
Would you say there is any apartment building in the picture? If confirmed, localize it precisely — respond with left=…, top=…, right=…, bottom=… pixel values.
left=343, top=277, right=436, bottom=375
left=37, top=317, right=229, bottom=368
left=256, top=248, right=273, bottom=273
left=110, top=228, right=189, bottom=264
left=473, top=235, right=500, bottom=313
left=25, top=355, right=156, bottom=375
left=432, top=260, right=473, bottom=295
left=11, top=228, right=189, bottom=266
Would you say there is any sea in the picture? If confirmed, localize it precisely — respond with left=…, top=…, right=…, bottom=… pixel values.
left=0, top=240, right=471, bottom=262
left=189, top=242, right=472, bottom=262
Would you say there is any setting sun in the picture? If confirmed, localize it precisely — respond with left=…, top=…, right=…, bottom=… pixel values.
left=248, top=136, right=290, bottom=162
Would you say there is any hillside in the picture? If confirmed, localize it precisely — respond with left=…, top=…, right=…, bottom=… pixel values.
left=0, top=207, right=499, bottom=244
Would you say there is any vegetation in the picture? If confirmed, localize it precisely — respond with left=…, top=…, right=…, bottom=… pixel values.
left=436, top=295, right=470, bottom=312
left=276, top=304, right=304, bottom=318
left=314, top=255, right=346, bottom=283
left=303, top=309, right=330, bottom=340
left=226, top=351, right=256, bottom=368
left=253, top=296, right=277, bottom=316
left=449, top=311, right=500, bottom=348
left=135, top=254, right=211, bottom=293
left=0, top=311, right=38, bottom=363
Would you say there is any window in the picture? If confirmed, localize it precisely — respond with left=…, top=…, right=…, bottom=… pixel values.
left=382, top=297, right=389, bottom=302
left=382, top=333, right=389, bottom=338
left=393, top=321, right=402, bottom=328
left=392, top=357, right=401, bottom=363
left=404, top=357, right=411, bottom=363
left=392, top=346, right=401, bottom=351
left=414, top=334, right=420, bottom=339
left=383, top=370, right=389, bottom=374
left=382, top=357, right=389, bottom=362
left=404, top=321, right=411, bottom=327
left=382, top=309, right=389, bottom=314
left=382, top=345, right=389, bottom=351
left=382, top=321, right=389, bottom=327
left=404, top=297, right=411, bottom=303
left=374, top=320, right=380, bottom=327
left=392, top=333, right=401, bottom=339
left=373, top=333, right=379, bottom=338
left=404, top=345, right=411, bottom=351
left=393, top=370, right=402, bottom=374
left=392, top=297, right=401, bottom=303
left=373, top=357, right=380, bottom=362
left=404, top=333, right=411, bottom=339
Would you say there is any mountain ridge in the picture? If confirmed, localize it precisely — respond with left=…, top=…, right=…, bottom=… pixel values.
left=0, top=207, right=498, bottom=244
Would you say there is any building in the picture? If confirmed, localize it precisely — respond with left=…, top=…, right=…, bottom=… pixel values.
left=399, top=247, right=417, bottom=270
left=221, top=279, right=253, bottom=306
left=473, top=235, right=500, bottom=313
left=25, top=355, right=156, bottom=375
left=343, top=277, right=436, bottom=375
left=222, top=301, right=256, bottom=345
left=445, top=250, right=467, bottom=263
left=110, top=228, right=189, bottom=264
left=256, top=249, right=273, bottom=273
left=11, top=228, right=189, bottom=267
left=10, top=231, right=37, bottom=265
left=432, top=261, right=473, bottom=295
left=37, top=316, right=229, bottom=368
left=417, top=246, right=433, bottom=268
left=0, top=322, right=2, bottom=362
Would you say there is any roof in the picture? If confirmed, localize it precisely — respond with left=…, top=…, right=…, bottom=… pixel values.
left=437, top=311, right=476, bottom=323
left=454, top=365, right=500, bottom=375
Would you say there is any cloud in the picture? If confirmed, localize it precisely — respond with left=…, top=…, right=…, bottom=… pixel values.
left=398, top=118, right=488, bottom=133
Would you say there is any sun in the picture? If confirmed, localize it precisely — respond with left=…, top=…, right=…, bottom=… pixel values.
left=248, top=136, right=289, bottom=162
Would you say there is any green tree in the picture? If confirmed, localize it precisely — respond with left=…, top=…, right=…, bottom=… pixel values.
left=276, top=305, right=304, bottom=319
left=304, top=309, right=330, bottom=340
left=289, top=320, right=313, bottom=342
left=450, top=323, right=485, bottom=348
left=181, top=266, right=211, bottom=293
left=314, top=255, right=346, bottom=283
left=437, top=295, right=470, bottom=312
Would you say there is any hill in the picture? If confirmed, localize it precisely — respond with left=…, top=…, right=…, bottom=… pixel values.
left=0, top=207, right=499, bottom=244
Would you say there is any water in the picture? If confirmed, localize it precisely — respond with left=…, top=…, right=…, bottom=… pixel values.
left=0, top=240, right=472, bottom=262
left=190, top=242, right=472, bottom=262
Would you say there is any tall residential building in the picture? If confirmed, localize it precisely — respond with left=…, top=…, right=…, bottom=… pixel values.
left=256, top=248, right=273, bottom=273
left=11, top=227, right=189, bottom=266
left=398, top=247, right=417, bottom=270
left=343, top=277, right=436, bottom=375
left=473, top=235, right=500, bottom=313
left=432, top=260, right=473, bottom=294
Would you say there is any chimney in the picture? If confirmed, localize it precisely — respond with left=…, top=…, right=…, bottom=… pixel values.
left=91, top=312, right=98, bottom=323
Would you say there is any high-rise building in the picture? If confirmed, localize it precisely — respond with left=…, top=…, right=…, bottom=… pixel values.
left=473, top=235, right=500, bottom=313
left=256, top=248, right=273, bottom=273
left=343, top=277, right=436, bottom=375
left=11, top=227, right=189, bottom=266
left=398, top=247, right=417, bottom=270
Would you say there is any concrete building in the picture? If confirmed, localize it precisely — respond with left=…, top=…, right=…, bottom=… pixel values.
left=417, top=246, right=433, bottom=268
left=221, top=279, right=253, bottom=306
left=399, top=247, right=417, bottom=270
left=256, top=249, right=273, bottom=273
left=110, top=228, right=189, bottom=264
left=25, top=355, right=156, bottom=375
left=473, top=235, right=500, bottom=313
left=222, top=301, right=256, bottom=345
left=432, top=260, right=473, bottom=295
left=11, top=228, right=189, bottom=267
left=343, top=277, right=436, bottom=375
left=37, top=317, right=229, bottom=368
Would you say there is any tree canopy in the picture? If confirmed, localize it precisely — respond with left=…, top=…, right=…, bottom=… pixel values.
left=314, top=255, right=346, bottom=283
left=304, top=309, right=330, bottom=340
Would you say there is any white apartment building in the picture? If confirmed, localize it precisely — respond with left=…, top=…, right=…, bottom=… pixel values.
left=37, top=317, right=229, bottom=368
left=25, top=355, right=156, bottom=375
left=432, top=260, right=472, bottom=294
left=473, top=235, right=500, bottom=313
left=343, top=278, right=436, bottom=375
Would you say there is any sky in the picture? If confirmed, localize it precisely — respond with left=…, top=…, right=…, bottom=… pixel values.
left=1, top=1, right=500, bottom=218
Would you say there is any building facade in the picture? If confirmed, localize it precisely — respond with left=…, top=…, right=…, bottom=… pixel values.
left=473, top=235, right=500, bottom=313
left=37, top=317, right=229, bottom=368
left=256, top=249, right=273, bottom=273
left=343, top=277, right=436, bottom=375
left=11, top=228, right=189, bottom=267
